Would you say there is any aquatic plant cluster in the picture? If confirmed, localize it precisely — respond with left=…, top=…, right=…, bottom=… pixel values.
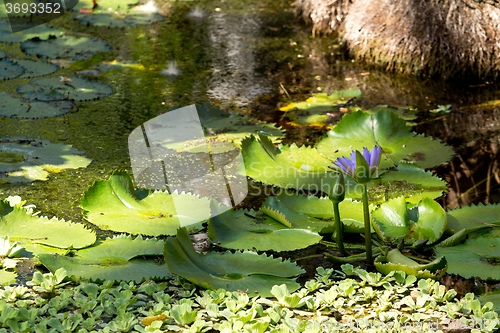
left=1, top=1, right=500, bottom=332
left=0, top=265, right=499, bottom=332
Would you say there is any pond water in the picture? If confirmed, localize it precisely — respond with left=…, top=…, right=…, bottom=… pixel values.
left=0, top=0, right=499, bottom=291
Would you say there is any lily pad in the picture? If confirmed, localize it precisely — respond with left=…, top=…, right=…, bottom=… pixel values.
left=279, top=89, right=362, bottom=125
left=435, top=237, right=500, bottom=280
left=0, top=92, right=74, bottom=119
left=374, top=248, right=447, bottom=279
left=371, top=196, right=447, bottom=244
left=159, top=104, right=284, bottom=149
left=21, top=36, right=112, bottom=61
left=207, top=208, right=321, bottom=251
left=165, top=227, right=304, bottom=297
left=74, top=12, right=164, bottom=28
left=479, top=290, right=500, bottom=314
left=261, top=196, right=337, bottom=233
left=17, top=77, right=113, bottom=102
left=14, top=59, right=58, bottom=79
left=0, top=137, right=92, bottom=182
left=0, top=59, right=24, bottom=80
left=80, top=170, right=211, bottom=236
left=0, top=199, right=96, bottom=256
left=38, top=235, right=170, bottom=283
left=0, top=50, right=5, bottom=59
left=380, top=162, right=447, bottom=188
left=241, top=134, right=346, bottom=192
left=366, top=105, right=419, bottom=121
left=71, top=0, right=143, bottom=12
left=0, top=269, right=17, bottom=286
left=445, top=203, right=500, bottom=234
left=275, top=192, right=375, bottom=233
left=0, top=20, right=63, bottom=44
left=316, top=110, right=455, bottom=169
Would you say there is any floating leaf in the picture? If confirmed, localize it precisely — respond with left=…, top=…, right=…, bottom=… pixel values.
left=279, top=89, right=362, bottom=125
left=316, top=110, right=455, bottom=169
left=207, top=208, right=321, bottom=251
left=0, top=199, right=96, bottom=256
left=17, top=77, right=113, bottom=102
left=241, top=134, right=345, bottom=192
left=0, top=20, right=63, bottom=43
left=276, top=192, right=375, bottom=233
left=14, top=59, right=58, bottom=79
left=0, top=92, right=74, bottom=119
left=38, top=235, right=170, bottom=283
left=380, top=162, right=447, bottom=188
left=445, top=203, right=500, bottom=234
left=374, top=248, right=447, bottom=279
left=21, top=36, right=112, bottom=61
left=81, top=170, right=211, bottom=236
left=435, top=237, right=500, bottom=280
left=165, top=228, right=304, bottom=297
left=0, top=50, right=5, bottom=59
left=0, top=59, right=24, bottom=80
left=74, top=12, right=164, bottom=28
left=371, top=196, right=447, bottom=244
left=479, top=290, right=500, bottom=314
left=0, top=137, right=92, bottom=182
left=366, top=105, right=419, bottom=121
left=0, top=269, right=17, bottom=286
left=71, top=0, right=142, bottom=12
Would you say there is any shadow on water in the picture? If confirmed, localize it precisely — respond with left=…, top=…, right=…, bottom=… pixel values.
left=0, top=0, right=499, bottom=293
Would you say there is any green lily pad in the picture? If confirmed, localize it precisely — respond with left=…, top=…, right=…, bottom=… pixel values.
left=165, top=227, right=304, bottom=297
left=0, top=50, right=5, bottom=59
left=445, top=203, right=500, bottom=234
left=380, top=162, right=447, bottom=188
left=316, top=110, right=455, bottom=169
left=21, top=36, right=112, bottom=61
left=207, top=208, right=322, bottom=251
left=435, top=237, right=500, bottom=280
left=0, top=92, right=74, bottom=119
left=479, top=290, right=500, bottom=314
left=241, top=134, right=346, bottom=192
left=366, top=105, right=419, bottom=121
left=0, top=199, right=96, bottom=256
left=0, top=20, right=63, bottom=44
left=371, top=196, right=447, bottom=244
left=74, top=12, right=164, bottom=28
left=374, top=248, right=447, bottom=279
left=81, top=170, right=211, bottom=236
left=38, top=235, right=170, bottom=283
left=0, top=137, right=92, bottom=183
left=275, top=192, right=375, bottom=233
left=260, top=196, right=337, bottom=233
left=14, top=59, right=58, bottom=79
left=279, top=89, right=362, bottom=125
left=0, top=269, right=17, bottom=286
left=17, top=77, right=113, bottom=102
left=71, top=0, right=142, bottom=12
left=0, top=59, right=24, bottom=80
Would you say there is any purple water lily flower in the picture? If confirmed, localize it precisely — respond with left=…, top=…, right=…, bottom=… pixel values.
left=332, top=146, right=382, bottom=181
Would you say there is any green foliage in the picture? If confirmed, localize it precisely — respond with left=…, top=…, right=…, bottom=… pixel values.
left=435, top=236, right=500, bottom=280
left=74, top=12, right=165, bottom=28
left=374, top=249, right=448, bottom=279
left=81, top=170, right=210, bottom=236
left=371, top=196, right=447, bottom=244
left=0, top=20, right=62, bottom=44
left=21, top=36, right=112, bottom=61
left=207, top=208, right=322, bottom=252
left=165, top=228, right=305, bottom=297
left=316, top=110, right=455, bottom=169
left=445, top=203, right=500, bottom=234
left=0, top=92, right=74, bottom=119
left=38, top=235, right=170, bottom=283
left=17, top=77, right=113, bottom=102
left=0, top=137, right=92, bottom=183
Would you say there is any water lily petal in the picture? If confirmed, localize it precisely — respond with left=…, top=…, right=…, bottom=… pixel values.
left=363, top=147, right=371, bottom=165
left=369, top=146, right=382, bottom=174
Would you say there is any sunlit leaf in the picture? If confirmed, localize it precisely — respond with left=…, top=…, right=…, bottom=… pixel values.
left=165, top=227, right=304, bottom=297
left=445, top=203, right=500, bottom=234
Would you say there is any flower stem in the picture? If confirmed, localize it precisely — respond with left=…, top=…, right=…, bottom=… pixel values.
left=333, top=202, right=348, bottom=256
left=361, top=184, right=373, bottom=267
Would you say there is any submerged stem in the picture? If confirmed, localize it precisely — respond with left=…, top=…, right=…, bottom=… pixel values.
left=361, top=185, right=373, bottom=267
left=333, top=202, right=348, bottom=256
